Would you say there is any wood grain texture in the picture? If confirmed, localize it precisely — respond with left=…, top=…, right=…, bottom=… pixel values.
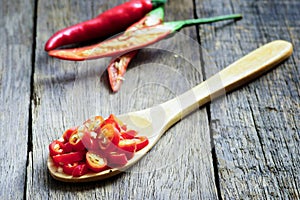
left=195, top=0, right=300, bottom=199
left=1, top=0, right=298, bottom=199
left=0, top=0, right=34, bottom=199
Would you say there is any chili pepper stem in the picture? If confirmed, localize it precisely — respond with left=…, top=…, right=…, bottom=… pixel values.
left=147, top=5, right=165, bottom=19
left=151, top=0, right=167, bottom=8
left=166, top=14, right=243, bottom=32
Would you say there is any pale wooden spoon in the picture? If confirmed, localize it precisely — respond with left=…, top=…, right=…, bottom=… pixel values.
left=48, top=40, right=293, bottom=182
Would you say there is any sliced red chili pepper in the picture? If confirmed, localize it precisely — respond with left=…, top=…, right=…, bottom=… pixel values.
left=81, top=131, right=99, bottom=151
left=86, top=151, right=108, bottom=173
left=117, top=139, right=137, bottom=159
left=121, top=130, right=138, bottom=139
left=48, top=14, right=242, bottom=61
left=63, top=162, right=80, bottom=175
left=49, top=140, right=65, bottom=156
left=69, top=132, right=85, bottom=151
left=52, top=151, right=85, bottom=165
left=102, top=114, right=123, bottom=132
left=107, top=51, right=138, bottom=92
left=133, top=136, right=149, bottom=151
left=107, top=152, right=128, bottom=168
left=83, top=116, right=104, bottom=131
left=72, top=163, right=89, bottom=177
left=62, top=126, right=78, bottom=142
left=97, top=124, right=120, bottom=151
left=63, top=142, right=73, bottom=153
left=45, top=0, right=166, bottom=51
left=107, top=7, right=164, bottom=92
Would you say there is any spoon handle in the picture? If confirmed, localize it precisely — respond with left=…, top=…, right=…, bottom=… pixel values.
left=160, top=40, right=293, bottom=130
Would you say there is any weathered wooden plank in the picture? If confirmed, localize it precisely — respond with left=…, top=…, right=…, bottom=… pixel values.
left=28, top=0, right=218, bottom=199
left=0, top=0, right=34, bottom=199
left=196, top=0, right=300, bottom=199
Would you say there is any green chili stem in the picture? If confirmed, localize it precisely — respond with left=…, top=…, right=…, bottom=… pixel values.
left=151, top=0, right=167, bottom=8
left=147, top=6, right=165, bottom=19
left=165, top=14, right=243, bottom=32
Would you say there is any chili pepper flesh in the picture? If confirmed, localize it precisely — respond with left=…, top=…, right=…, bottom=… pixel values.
left=48, top=115, right=149, bottom=177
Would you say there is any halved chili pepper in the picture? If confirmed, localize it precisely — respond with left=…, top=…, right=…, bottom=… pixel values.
left=107, top=6, right=165, bottom=92
left=45, top=0, right=167, bottom=51
left=48, top=14, right=242, bottom=61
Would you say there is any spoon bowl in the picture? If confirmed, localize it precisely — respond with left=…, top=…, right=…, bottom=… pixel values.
left=48, top=40, right=293, bottom=182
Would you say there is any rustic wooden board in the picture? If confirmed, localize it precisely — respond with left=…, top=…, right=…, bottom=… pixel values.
left=27, top=0, right=218, bottom=199
left=196, top=0, right=300, bottom=199
left=1, top=0, right=298, bottom=199
left=0, top=0, right=34, bottom=199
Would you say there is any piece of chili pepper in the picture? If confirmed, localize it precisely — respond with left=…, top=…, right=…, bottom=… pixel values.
left=48, top=14, right=242, bottom=61
left=44, top=0, right=167, bottom=51
left=107, top=6, right=165, bottom=92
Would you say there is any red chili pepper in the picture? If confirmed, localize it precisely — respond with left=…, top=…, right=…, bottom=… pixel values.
left=86, top=151, right=108, bottom=172
left=98, top=123, right=120, bottom=152
left=48, top=14, right=242, bottom=61
left=62, top=126, right=78, bottom=142
left=49, top=140, right=65, bottom=156
left=52, top=151, right=85, bottom=165
left=121, top=130, right=138, bottom=139
left=133, top=136, right=149, bottom=151
left=48, top=114, right=150, bottom=177
left=45, top=0, right=166, bottom=51
left=69, top=132, right=85, bottom=151
left=63, top=162, right=80, bottom=175
left=107, top=7, right=165, bottom=92
left=107, top=152, right=128, bottom=168
left=72, top=163, right=89, bottom=177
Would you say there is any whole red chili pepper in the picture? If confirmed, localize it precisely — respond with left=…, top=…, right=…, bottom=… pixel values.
left=48, top=14, right=242, bottom=61
left=107, top=6, right=165, bottom=92
left=44, top=0, right=167, bottom=51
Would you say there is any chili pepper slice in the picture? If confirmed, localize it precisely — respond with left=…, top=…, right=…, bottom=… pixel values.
left=49, top=140, right=66, bottom=156
left=121, top=130, right=138, bottom=139
left=102, top=114, right=124, bottom=132
left=45, top=0, right=166, bottom=51
left=118, top=139, right=137, bottom=159
left=72, top=163, right=89, bottom=177
left=107, top=51, right=138, bottom=92
left=63, top=162, right=80, bottom=175
left=107, top=6, right=165, bottom=92
left=86, top=151, right=108, bottom=173
left=48, top=14, right=242, bottom=61
left=69, top=132, right=86, bottom=151
left=107, top=152, right=128, bottom=168
left=52, top=151, right=85, bottom=165
left=62, top=126, right=77, bottom=142
left=81, top=131, right=99, bottom=151
left=98, top=124, right=120, bottom=151
left=133, top=136, right=149, bottom=151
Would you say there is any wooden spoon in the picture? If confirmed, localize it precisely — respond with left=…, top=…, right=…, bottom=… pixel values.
left=48, top=40, right=293, bottom=182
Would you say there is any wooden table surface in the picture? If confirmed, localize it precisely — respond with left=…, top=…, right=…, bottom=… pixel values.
left=1, top=0, right=299, bottom=199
